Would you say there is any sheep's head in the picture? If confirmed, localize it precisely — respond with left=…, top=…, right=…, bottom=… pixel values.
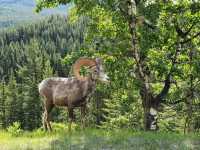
left=73, top=57, right=109, bottom=83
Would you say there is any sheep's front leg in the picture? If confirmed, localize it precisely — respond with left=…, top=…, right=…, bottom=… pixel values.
left=43, top=111, right=48, bottom=131
left=68, top=108, right=75, bottom=132
left=43, top=100, right=54, bottom=132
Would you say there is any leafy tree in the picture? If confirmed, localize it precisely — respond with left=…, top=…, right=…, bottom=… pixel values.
left=36, top=0, right=200, bottom=131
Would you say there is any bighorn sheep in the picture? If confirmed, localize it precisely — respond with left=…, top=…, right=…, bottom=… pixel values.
left=38, top=57, right=109, bottom=131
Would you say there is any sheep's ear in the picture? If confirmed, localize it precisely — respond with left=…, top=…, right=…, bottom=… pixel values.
left=95, top=58, right=102, bottom=65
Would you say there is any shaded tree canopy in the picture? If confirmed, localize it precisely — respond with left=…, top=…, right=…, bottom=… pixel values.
left=35, top=0, right=200, bottom=131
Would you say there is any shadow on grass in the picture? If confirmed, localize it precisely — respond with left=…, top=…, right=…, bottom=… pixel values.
left=48, top=130, right=200, bottom=150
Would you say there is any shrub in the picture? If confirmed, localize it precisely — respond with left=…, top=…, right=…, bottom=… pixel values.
left=7, top=122, right=23, bottom=137
left=51, top=122, right=79, bottom=132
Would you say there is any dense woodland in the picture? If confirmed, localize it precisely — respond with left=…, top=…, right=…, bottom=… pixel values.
left=0, top=0, right=200, bottom=134
left=0, top=15, right=88, bottom=130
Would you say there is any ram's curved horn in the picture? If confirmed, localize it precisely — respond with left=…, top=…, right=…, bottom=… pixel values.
left=73, top=57, right=96, bottom=80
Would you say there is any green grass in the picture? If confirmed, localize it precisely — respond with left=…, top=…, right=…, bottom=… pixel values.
left=0, top=124, right=200, bottom=150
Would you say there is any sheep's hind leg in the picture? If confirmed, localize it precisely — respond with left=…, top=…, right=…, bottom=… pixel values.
left=68, top=108, right=75, bottom=132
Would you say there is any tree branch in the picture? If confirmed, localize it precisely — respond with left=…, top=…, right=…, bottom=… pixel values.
left=180, top=32, right=200, bottom=44
left=136, top=16, right=157, bottom=30
left=143, top=19, right=157, bottom=30
left=168, top=99, right=184, bottom=105
left=155, top=41, right=181, bottom=103
left=155, top=74, right=171, bottom=102
left=175, top=20, right=198, bottom=38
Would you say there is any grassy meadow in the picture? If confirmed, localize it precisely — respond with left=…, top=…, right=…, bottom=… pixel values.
left=0, top=123, right=200, bottom=150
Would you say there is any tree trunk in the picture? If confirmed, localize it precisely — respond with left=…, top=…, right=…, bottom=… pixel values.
left=124, top=0, right=172, bottom=131
left=184, top=97, right=193, bottom=133
left=143, top=105, right=159, bottom=131
left=0, top=81, right=6, bottom=128
left=184, top=49, right=194, bottom=133
left=125, top=0, right=159, bottom=131
left=141, top=90, right=159, bottom=131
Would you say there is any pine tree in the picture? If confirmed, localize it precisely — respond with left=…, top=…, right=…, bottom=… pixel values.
left=0, top=80, right=6, bottom=128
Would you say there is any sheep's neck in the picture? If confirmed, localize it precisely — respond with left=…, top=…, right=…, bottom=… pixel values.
left=88, top=77, right=96, bottom=93
left=82, top=76, right=95, bottom=98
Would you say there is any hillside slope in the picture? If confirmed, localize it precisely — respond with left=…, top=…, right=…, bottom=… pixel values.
left=0, top=0, right=69, bottom=28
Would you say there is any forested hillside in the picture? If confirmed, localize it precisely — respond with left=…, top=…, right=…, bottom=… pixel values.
left=0, top=15, right=87, bottom=130
left=0, top=0, right=68, bottom=28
